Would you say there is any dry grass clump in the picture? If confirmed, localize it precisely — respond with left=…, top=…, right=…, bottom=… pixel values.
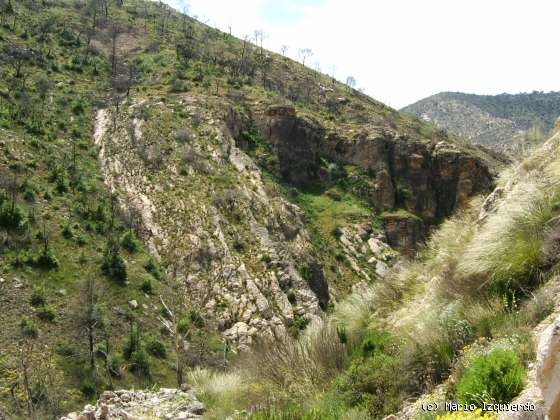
left=188, top=368, right=255, bottom=418
left=458, top=174, right=560, bottom=296
left=332, top=286, right=377, bottom=336
left=240, top=319, right=348, bottom=396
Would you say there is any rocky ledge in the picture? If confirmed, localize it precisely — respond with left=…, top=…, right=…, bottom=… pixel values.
left=61, top=388, right=205, bottom=420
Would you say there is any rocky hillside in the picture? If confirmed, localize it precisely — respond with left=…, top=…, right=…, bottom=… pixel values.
left=402, top=91, right=560, bottom=155
left=0, top=0, right=499, bottom=418
left=73, top=120, right=560, bottom=419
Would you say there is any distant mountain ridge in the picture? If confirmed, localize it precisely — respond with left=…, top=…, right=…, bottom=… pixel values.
left=401, top=91, right=560, bottom=154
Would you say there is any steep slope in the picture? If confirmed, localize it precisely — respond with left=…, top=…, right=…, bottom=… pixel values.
left=0, top=0, right=499, bottom=418
left=402, top=91, right=560, bottom=155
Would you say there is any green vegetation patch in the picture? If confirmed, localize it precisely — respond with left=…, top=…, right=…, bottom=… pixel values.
left=456, top=348, right=525, bottom=406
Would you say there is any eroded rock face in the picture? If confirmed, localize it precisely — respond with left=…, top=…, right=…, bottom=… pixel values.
left=382, top=213, right=425, bottom=257
left=253, top=106, right=493, bottom=252
left=94, top=98, right=328, bottom=349
left=254, top=107, right=324, bottom=186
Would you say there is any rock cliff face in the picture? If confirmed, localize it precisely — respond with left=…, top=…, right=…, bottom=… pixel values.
left=252, top=105, right=494, bottom=254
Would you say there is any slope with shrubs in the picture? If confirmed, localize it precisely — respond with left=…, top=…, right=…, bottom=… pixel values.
left=0, top=1, right=226, bottom=418
left=402, top=91, right=560, bottom=156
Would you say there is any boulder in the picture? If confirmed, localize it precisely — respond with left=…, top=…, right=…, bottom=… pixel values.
left=536, top=315, right=560, bottom=418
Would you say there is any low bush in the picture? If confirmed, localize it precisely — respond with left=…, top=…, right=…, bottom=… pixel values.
left=292, top=315, right=309, bottom=331
left=144, top=258, right=163, bottom=281
left=330, top=226, right=343, bottom=239
left=123, top=324, right=150, bottom=376
left=336, top=351, right=406, bottom=416
left=336, top=329, right=405, bottom=416
left=20, top=316, right=39, bottom=339
left=79, top=368, right=102, bottom=398
left=30, top=286, right=47, bottom=307
left=61, top=223, right=74, bottom=239
left=456, top=348, right=525, bottom=406
left=37, top=304, right=56, bottom=322
left=108, top=354, right=124, bottom=378
left=129, top=346, right=150, bottom=377
left=0, top=202, right=25, bottom=230
left=140, top=277, right=154, bottom=295
left=359, top=329, right=394, bottom=357
left=101, top=241, right=127, bottom=283
left=32, top=249, right=60, bottom=270
left=146, top=337, right=167, bottom=359
left=121, top=231, right=139, bottom=253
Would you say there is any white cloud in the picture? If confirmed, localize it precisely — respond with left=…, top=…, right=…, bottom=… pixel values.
left=162, top=0, right=560, bottom=108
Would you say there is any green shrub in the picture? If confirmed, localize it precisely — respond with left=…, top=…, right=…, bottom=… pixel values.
left=108, top=354, right=124, bottom=378
left=144, top=258, right=163, bottom=281
left=55, top=175, right=69, bottom=194
left=129, top=346, right=150, bottom=377
left=33, top=249, right=60, bottom=270
left=23, top=189, right=36, bottom=202
left=146, top=337, right=167, bottom=359
left=61, top=223, right=74, bottom=239
left=123, top=324, right=151, bottom=375
left=336, top=352, right=405, bottom=416
left=177, top=317, right=191, bottom=335
left=20, top=317, right=38, bottom=339
left=330, top=226, right=343, bottom=239
left=240, top=127, right=263, bottom=151
left=72, top=100, right=85, bottom=115
left=37, top=304, right=56, bottom=322
left=456, top=348, right=525, bottom=406
left=334, top=329, right=405, bottom=416
left=140, top=277, right=154, bottom=295
left=79, top=369, right=101, bottom=398
left=30, top=286, right=47, bottom=307
left=101, top=241, right=127, bottom=283
left=121, top=231, right=139, bottom=253
left=292, top=315, right=309, bottom=331
left=188, top=309, right=205, bottom=328
left=124, top=323, right=143, bottom=360
left=0, top=202, right=25, bottom=230
left=359, top=330, right=394, bottom=358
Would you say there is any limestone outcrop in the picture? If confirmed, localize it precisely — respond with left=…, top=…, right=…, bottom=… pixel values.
left=61, top=389, right=204, bottom=420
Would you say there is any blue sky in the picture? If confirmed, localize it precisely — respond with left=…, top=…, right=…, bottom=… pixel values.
left=161, top=0, right=560, bottom=108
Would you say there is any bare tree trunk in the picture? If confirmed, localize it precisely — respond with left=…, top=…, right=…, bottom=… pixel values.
left=20, top=343, right=36, bottom=420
